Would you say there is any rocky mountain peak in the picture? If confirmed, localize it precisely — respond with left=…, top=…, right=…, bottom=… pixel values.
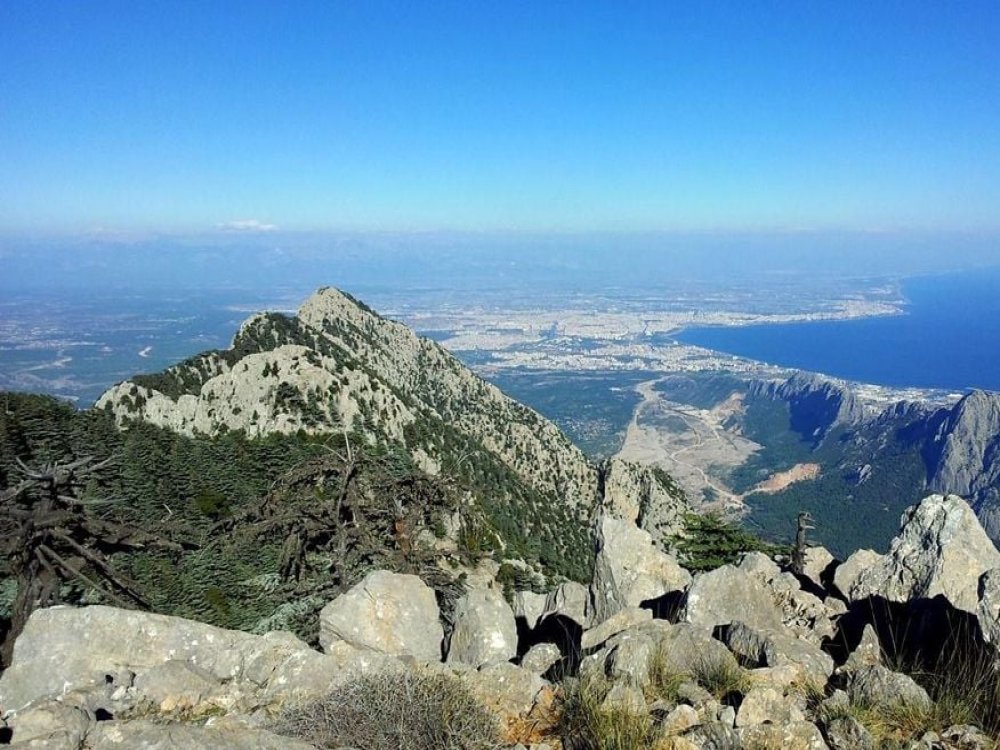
left=928, top=390, right=1000, bottom=532
left=92, top=287, right=610, bottom=580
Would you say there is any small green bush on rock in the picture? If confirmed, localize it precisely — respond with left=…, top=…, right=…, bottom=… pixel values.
left=274, top=670, right=501, bottom=750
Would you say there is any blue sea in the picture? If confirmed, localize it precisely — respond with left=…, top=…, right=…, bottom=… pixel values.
left=677, top=267, right=1000, bottom=393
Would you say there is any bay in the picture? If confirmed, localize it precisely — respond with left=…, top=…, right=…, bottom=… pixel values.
left=677, top=267, right=1000, bottom=393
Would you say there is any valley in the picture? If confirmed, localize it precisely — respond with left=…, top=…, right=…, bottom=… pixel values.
left=615, top=378, right=752, bottom=511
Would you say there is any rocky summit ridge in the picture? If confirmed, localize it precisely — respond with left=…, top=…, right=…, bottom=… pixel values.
left=97, top=287, right=597, bottom=510
left=87, top=287, right=690, bottom=589
left=4, top=493, right=1000, bottom=749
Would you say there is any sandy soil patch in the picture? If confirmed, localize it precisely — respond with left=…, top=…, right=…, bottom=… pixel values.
left=748, top=463, right=821, bottom=495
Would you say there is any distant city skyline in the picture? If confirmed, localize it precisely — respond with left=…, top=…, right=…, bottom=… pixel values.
left=3, top=2, right=1000, bottom=234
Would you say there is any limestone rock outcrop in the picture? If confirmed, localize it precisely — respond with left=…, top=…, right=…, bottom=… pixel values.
left=681, top=562, right=782, bottom=632
left=0, top=605, right=393, bottom=715
left=602, top=458, right=691, bottom=545
left=846, top=494, right=1000, bottom=613
left=446, top=583, right=518, bottom=667
left=318, top=570, right=444, bottom=661
left=590, top=515, right=691, bottom=623
left=832, top=548, right=883, bottom=600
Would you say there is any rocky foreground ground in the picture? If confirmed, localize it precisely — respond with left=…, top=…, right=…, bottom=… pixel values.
left=3, top=494, right=1000, bottom=749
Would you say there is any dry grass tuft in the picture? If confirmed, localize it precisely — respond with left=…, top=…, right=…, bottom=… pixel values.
left=559, top=676, right=654, bottom=750
left=690, top=655, right=752, bottom=702
left=273, top=669, right=501, bottom=750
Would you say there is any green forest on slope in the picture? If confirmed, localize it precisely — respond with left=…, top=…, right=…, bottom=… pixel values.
left=0, top=391, right=593, bottom=646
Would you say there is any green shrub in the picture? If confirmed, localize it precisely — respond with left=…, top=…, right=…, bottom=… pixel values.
left=670, top=513, right=787, bottom=572
left=274, top=670, right=501, bottom=750
left=192, top=489, right=232, bottom=518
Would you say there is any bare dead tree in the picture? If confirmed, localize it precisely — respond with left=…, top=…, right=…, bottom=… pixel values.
left=792, top=511, right=815, bottom=576
left=0, top=455, right=190, bottom=668
left=215, top=443, right=447, bottom=599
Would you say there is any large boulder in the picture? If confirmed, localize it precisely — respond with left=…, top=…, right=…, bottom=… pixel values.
left=737, top=553, right=835, bottom=641
left=542, top=580, right=591, bottom=628
left=513, top=590, right=547, bottom=629
left=832, top=548, right=883, bottom=600
left=848, top=495, right=1000, bottom=613
left=446, top=584, right=518, bottom=667
left=681, top=564, right=782, bottom=631
left=85, top=720, right=317, bottom=750
left=582, top=620, right=736, bottom=694
left=319, top=570, right=444, bottom=661
left=581, top=607, right=652, bottom=650
left=735, top=686, right=805, bottom=727
left=0, top=605, right=389, bottom=715
left=458, top=662, right=548, bottom=720
left=799, top=546, right=835, bottom=590
left=590, top=515, right=691, bottom=623
left=845, top=664, right=932, bottom=711
left=723, top=621, right=834, bottom=685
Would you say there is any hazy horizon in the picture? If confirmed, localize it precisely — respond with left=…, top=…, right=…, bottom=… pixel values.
left=1, top=228, right=998, bottom=293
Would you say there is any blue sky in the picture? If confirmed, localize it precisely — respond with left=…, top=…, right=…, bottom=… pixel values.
left=2, top=2, right=1000, bottom=234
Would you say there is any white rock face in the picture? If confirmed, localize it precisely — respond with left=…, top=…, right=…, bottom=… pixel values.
left=319, top=570, right=444, bottom=662
left=833, top=548, right=883, bottom=600
left=0, top=605, right=390, bottom=714
left=848, top=494, right=1000, bottom=613
left=513, top=590, right=548, bottom=629
left=446, top=584, right=518, bottom=667
left=590, top=515, right=691, bottom=623
left=98, top=344, right=414, bottom=441
left=543, top=580, right=591, bottom=628
left=799, top=546, right=835, bottom=590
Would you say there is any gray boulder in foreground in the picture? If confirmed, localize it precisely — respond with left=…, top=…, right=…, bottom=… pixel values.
left=681, top=563, right=782, bottom=631
left=0, top=605, right=392, bottom=715
left=446, top=583, right=518, bottom=667
left=832, top=548, right=883, bottom=600
left=848, top=494, right=1000, bottom=613
left=85, top=721, right=318, bottom=750
left=590, top=515, right=691, bottom=623
left=845, top=664, right=932, bottom=711
left=318, top=569, right=444, bottom=661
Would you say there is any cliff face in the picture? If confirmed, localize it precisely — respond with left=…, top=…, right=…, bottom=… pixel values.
left=747, top=372, right=1000, bottom=543
left=927, top=390, right=1000, bottom=536
left=601, top=458, right=690, bottom=548
left=749, top=372, right=868, bottom=443
left=97, top=287, right=599, bottom=513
